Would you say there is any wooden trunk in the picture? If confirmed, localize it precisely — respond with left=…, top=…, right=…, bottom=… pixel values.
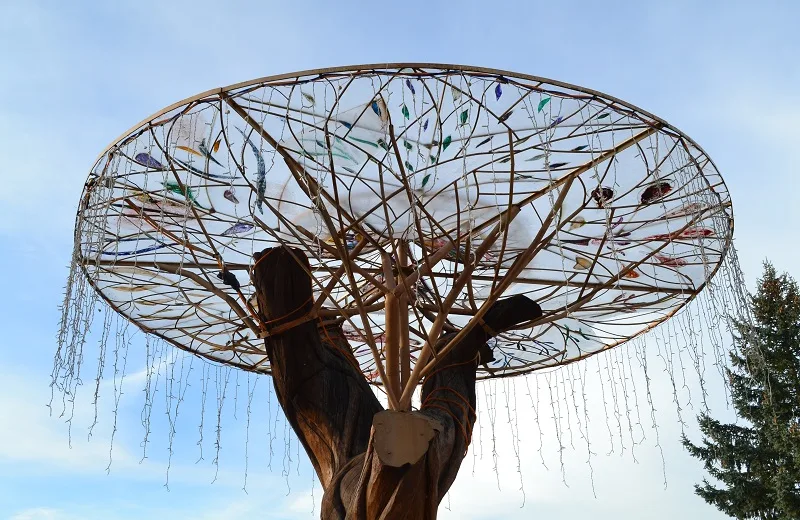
left=251, top=247, right=541, bottom=519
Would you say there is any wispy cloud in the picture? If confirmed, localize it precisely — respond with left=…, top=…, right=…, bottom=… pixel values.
left=10, top=508, right=78, bottom=520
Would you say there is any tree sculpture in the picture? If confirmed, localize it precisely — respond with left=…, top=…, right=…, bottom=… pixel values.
left=684, top=264, right=800, bottom=520
left=54, top=64, right=746, bottom=518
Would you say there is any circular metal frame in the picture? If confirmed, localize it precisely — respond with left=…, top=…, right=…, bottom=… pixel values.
left=74, top=63, right=734, bottom=385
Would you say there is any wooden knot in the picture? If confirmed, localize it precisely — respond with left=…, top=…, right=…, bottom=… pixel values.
left=372, top=411, right=442, bottom=467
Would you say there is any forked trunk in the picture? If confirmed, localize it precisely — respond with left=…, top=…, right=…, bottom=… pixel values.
left=251, top=247, right=541, bottom=519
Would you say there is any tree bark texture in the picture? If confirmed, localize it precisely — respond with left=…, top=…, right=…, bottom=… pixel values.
left=252, top=247, right=542, bottom=519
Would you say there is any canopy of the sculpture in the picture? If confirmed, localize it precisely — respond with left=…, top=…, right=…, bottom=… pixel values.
left=76, top=64, right=733, bottom=380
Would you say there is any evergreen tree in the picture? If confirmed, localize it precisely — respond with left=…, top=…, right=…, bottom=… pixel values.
left=683, top=263, right=800, bottom=519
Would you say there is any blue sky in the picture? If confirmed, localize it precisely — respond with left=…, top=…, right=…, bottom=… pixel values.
left=0, top=0, right=798, bottom=518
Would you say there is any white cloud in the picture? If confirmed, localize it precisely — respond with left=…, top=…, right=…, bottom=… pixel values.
left=9, top=508, right=78, bottom=520
left=1, top=342, right=730, bottom=519
left=0, top=372, right=126, bottom=474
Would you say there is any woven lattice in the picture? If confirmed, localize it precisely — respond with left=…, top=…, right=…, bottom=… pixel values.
left=75, top=64, right=733, bottom=383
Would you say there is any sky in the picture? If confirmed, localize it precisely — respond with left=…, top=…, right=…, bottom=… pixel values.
left=0, top=0, right=798, bottom=519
